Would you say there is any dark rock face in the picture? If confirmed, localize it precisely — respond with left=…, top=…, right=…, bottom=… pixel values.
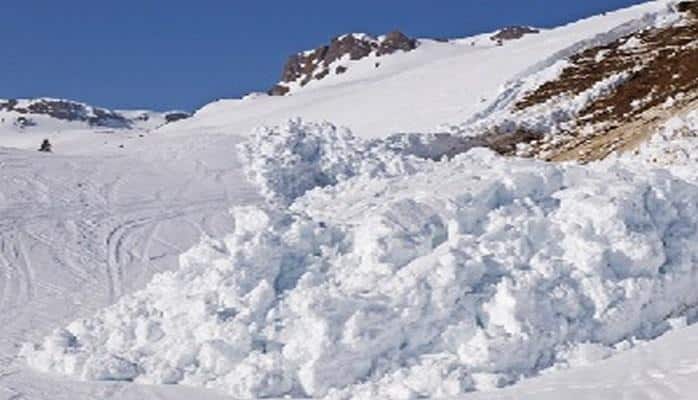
left=0, top=99, right=131, bottom=128
left=678, top=1, right=698, bottom=17
left=490, top=26, right=540, bottom=42
left=269, top=31, right=418, bottom=96
left=15, top=116, right=36, bottom=129
left=377, top=31, right=418, bottom=56
left=269, top=85, right=291, bottom=96
left=164, top=111, right=191, bottom=123
left=324, top=35, right=374, bottom=64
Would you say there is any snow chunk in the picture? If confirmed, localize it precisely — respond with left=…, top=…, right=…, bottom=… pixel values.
left=238, top=119, right=478, bottom=205
left=237, top=119, right=425, bottom=205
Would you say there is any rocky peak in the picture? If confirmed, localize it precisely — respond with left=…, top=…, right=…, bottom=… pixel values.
left=490, top=26, right=540, bottom=43
left=269, top=31, right=418, bottom=96
left=164, top=111, right=191, bottom=123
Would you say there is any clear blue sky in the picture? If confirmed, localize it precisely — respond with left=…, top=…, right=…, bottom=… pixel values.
left=3, top=0, right=646, bottom=111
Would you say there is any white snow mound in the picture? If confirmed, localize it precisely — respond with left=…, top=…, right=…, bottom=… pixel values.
left=22, top=139, right=698, bottom=398
left=238, top=119, right=478, bottom=205
left=237, top=119, right=424, bottom=205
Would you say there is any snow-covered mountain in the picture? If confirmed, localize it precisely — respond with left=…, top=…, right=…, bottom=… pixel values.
left=6, top=1, right=698, bottom=400
left=0, top=97, right=190, bottom=149
left=268, top=30, right=419, bottom=96
left=161, top=0, right=673, bottom=140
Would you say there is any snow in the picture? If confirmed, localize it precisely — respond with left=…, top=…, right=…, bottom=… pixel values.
left=161, top=1, right=675, bottom=140
left=456, top=69, right=633, bottom=143
left=22, top=121, right=698, bottom=398
left=619, top=35, right=645, bottom=51
left=0, top=132, right=260, bottom=399
left=0, top=97, right=180, bottom=151
left=7, top=1, right=698, bottom=400
left=236, top=119, right=454, bottom=205
left=620, top=108, right=698, bottom=182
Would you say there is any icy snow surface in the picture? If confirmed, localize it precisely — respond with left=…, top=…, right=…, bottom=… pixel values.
left=23, top=117, right=698, bottom=399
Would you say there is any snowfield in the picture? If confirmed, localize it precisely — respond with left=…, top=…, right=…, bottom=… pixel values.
left=6, top=1, right=698, bottom=399
left=0, top=132, right=260, bottom=399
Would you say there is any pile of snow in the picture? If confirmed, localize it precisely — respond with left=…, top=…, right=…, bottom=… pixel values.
left=237, top=119, right=421, bottom=204
left=23, top=143, right=698, bottom=398
left=238, top=119, right=480, bottom=205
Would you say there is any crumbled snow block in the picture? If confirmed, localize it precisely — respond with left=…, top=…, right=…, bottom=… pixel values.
left=238, top=119, right=486, bottom=206
left=23, top=148, right=698, bottom=399
left=237, top=119, right=433, bottom=205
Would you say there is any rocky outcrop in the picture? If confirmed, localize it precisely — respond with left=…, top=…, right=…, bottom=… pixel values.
left=14, top=116, right=36, bottom=129
left=677, top=1, right=698, bottom=17
left=0, top=98, right=131, bottom=128
left=490, top=26, right=540, bottom=42
left=269, top=31, right=418, bottom=95
left=0, top=98, right=192, bottom=130
left=164, top=111, right=191, bottom=123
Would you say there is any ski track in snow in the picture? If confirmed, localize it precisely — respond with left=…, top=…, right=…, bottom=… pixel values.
left=0, top=133, right=260, bottom=397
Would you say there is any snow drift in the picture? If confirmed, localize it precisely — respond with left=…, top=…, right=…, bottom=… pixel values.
left=22, top=119, right=698, bottom=398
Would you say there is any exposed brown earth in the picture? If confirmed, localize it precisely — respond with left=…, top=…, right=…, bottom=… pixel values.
left=506, top=2, right=698, bottom=162
left=551, top=95, right=698, bottom=162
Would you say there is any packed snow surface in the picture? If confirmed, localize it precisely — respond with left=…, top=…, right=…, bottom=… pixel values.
left=23, top=117, right=698, bottom=398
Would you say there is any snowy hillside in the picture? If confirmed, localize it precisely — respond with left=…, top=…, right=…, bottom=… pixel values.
left=161, top=0, right=673, bottom=139
left=0, top=98, right=189, bottom=150
left=6, top=1, right=698, bottom=400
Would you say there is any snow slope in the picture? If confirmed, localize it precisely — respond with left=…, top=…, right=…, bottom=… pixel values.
left=0, top=98, right=188, bottom=150
left=162, top=1, right=675, bottom=139
left=0, top=132, right=259, bottom=399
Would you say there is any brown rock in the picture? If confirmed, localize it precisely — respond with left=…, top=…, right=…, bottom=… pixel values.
left=268, top=84, right=290, bottom=96
left=490, top=26, right=540, bottom=42
left=678, top=1, right=698, bottom=17
left=314, top=69, right=330, bottom=80
left=377, top=31, right=418, bottom=56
